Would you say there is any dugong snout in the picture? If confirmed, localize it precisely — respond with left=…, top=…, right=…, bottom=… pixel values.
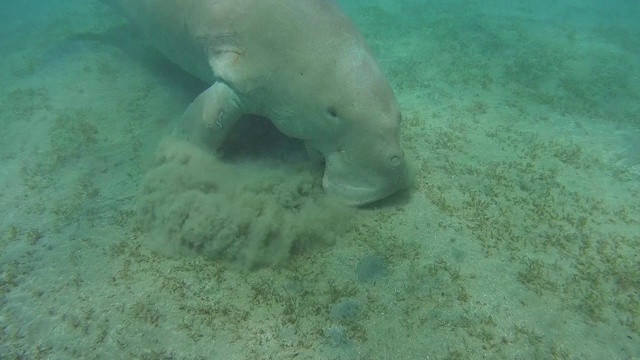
left=321, top=136, right=410, bottom=206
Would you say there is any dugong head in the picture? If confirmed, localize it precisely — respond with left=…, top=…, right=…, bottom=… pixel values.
left=263, top=37, right=410, bottom=206
left=312, top=47, right=410, bottom=206
left=233, top=1, right=410, bottom=205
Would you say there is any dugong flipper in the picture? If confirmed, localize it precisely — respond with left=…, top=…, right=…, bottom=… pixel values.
left=177, top=82, right=242, bottom=149
left=100, top=0, right=410, bottom=205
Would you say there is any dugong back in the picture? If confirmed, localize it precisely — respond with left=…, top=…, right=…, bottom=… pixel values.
left=99, top=0, right=227, bottom=83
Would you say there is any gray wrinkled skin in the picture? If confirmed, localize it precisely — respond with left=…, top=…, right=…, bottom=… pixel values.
left=101, top=0, right=410, bottom=205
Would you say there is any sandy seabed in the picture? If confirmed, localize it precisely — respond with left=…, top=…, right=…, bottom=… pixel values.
left=1, top=1, right=639, bottom=359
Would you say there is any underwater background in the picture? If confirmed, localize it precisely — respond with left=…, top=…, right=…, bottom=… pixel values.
left=1, top=0, right=639, bottom=359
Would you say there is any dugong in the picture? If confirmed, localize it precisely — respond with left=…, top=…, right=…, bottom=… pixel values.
left=100, top=0, right=410, bottom=205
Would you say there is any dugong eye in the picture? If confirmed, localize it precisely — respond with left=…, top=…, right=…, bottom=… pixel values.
left=327, top=106, right=339, bottom=118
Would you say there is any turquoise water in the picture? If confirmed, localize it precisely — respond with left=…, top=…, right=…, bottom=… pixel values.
left=1, top=0, right=639, bottom=358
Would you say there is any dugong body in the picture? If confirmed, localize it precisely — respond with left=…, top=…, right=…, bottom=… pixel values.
left=100, top=0, right=409, bottom=205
